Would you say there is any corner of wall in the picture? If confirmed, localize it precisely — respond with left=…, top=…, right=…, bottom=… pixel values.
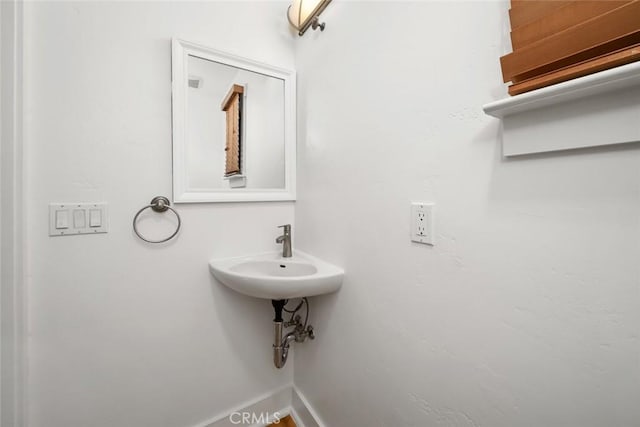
left=1, top=0, right=26, bottom=426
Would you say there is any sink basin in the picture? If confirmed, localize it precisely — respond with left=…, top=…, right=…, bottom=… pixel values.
left=209, top=251, right=344, bottom=299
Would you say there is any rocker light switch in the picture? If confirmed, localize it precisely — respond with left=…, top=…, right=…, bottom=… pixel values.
left=89, top=209, right=102, bottom=227
left=73, top=209, right=86, bottom=228
left=55, top=210, right=69, bottom=229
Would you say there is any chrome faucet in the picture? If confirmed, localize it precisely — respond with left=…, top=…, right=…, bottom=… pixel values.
left=275, top=224, right=292, bottom=258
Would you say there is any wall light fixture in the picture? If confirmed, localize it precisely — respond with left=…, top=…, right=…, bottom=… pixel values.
left=287, top=0, right=333, bottom=36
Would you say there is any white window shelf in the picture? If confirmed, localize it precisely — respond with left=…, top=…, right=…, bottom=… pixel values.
left=483, top=62, right=640, bottom=156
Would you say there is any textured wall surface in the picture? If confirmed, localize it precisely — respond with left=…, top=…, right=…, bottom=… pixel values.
left=23, top=2, right=294, bottom=427
left=293, top=2, right=640, bottom=426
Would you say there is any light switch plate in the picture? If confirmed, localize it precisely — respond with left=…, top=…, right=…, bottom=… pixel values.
left=49, top=203, right=108, bottom=236
left=411, top=202, right=434, bottom=245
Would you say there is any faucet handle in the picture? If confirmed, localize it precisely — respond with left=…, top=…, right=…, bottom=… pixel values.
left=278, top=224, right=291, bottom=234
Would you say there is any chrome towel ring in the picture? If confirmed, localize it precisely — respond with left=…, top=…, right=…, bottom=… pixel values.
left=133, top=196, right=181, bottom=243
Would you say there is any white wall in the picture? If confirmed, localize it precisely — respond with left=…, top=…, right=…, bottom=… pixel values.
left=21, top=2, right=640, bottom=426
left=23, top=2, right=294, bottom=427
left=1, top=1, right=26, bottom=425
left=293, top=2, right=640, bottom=427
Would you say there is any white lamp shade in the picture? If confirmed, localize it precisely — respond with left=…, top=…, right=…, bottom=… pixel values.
left=287, top=0, right=327, bottom=31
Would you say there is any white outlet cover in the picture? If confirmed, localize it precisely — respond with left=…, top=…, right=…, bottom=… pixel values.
left=411, top=202, right=434, bottom=245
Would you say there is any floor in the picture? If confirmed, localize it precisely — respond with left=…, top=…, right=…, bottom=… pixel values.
left=269, top=414, right=296, bottom=426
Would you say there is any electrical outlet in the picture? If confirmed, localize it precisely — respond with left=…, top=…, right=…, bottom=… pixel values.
left=411, top=202, right=434, bottom=245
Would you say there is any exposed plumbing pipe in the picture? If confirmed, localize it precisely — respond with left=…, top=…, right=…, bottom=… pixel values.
left=271, top=298, right=314, bottom=369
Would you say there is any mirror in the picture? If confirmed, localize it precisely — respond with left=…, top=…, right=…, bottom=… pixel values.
left=172, top=39, right=296, bottom=202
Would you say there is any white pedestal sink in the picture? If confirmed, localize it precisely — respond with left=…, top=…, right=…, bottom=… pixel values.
left=209, top=251, right=344, bottom=299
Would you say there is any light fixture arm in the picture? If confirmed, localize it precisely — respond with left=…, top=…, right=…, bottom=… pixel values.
left=311, top=16, right=325, bottom=32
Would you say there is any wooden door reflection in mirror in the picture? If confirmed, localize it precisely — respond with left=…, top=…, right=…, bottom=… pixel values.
left=221, top=84, right=244, bottom=176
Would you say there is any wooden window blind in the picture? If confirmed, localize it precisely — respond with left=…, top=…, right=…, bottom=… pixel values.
left=500, top=0, right=640, bottom=95
left=221, top=84, right=244, bottom=176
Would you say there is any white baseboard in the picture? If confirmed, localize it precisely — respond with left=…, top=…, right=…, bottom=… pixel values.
left=192, top=385, right=292, bottom=427
left=190, top=384, right=324, bottom=427
left=291, top=387, right=324, bottom=427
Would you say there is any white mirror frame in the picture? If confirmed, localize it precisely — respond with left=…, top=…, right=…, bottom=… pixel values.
left=171, top=39, right=296, bottom=203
